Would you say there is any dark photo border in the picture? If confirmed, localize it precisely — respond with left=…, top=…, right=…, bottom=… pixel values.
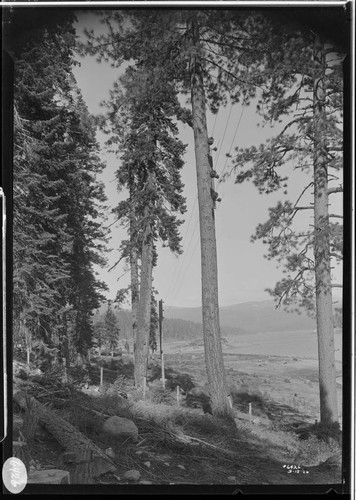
left=1, top=1, right=354, bottom=497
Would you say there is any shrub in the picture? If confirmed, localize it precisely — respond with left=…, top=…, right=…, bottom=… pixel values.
left=293, top=434, right=341, bottom=466
left=40, top=364, right=68, bottom=387
left=149, top=386, right=175, bottom=405
left=146, top=363, right=195, bottom=393
left=297, top=421, right=342, bottom=444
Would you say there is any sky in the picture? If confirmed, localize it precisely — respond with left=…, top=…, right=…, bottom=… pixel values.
left=72, top=10, right=343, bottom=309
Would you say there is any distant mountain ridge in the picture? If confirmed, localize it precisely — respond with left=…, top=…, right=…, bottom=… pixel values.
left=97, top=299, right=341, bottom=337
left=164, top=300, right=317, bottom=334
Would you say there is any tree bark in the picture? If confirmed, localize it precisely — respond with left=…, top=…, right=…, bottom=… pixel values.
left=130, top=214, right=140, bottom=352
left=313, top=36, right=339, bottom=425
left=134, top=178, right=154, bottom=388
left=189, top=15, right=233, bottom=420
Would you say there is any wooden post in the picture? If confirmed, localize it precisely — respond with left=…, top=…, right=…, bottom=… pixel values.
left=159, top=299, right=165, bottom=388
left=248, top=403, right=252, bottom=420
left=100, top=366, right=103, bottom=387
left=227, top=394, right=233, bottom=409
left=176, top=385, right=180, bottom=406
left=161, top=353, right=165, bottom=388
left=143, top=377, right=146, bottom=399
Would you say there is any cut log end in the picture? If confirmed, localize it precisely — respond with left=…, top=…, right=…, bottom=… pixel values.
left=27, top=469, right=70, bottom=484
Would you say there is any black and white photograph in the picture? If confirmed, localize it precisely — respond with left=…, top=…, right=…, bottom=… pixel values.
left=1, top=0, right=353, bottom=495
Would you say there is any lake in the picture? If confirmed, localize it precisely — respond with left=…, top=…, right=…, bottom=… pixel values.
left=226, top=329, right=343, bottom=364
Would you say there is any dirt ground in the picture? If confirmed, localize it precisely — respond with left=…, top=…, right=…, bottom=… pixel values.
left=162, top=337, right=343, bottom=426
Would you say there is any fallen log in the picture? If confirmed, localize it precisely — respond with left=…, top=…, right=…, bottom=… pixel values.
left=13, top=391, right=116, bottom=482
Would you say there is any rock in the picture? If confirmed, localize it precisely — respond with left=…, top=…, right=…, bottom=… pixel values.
left=227, top=476, right=237, bottom=482
left=123, top=469, right=140, bottom=481
left=164, top=462, right=170, bottom=466
left=139, top=480, right=153, bottom=484
left=105, top=447, right=116, bottom=459
left=143, top=461, right=151, bottom=468
left=177, top=464, right=185, bottom=470
left=17, top=369, right=28, bottom=380
left=102, top=416, right=138, bottom=442
left=284, top=378, right=291, bottom=383
left=92, top=457, right=116, bottom=478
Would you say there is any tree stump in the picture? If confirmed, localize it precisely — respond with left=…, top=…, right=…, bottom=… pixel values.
left=13, top=440, right=31, bottom=470
left=62, top=448, right=93, bottom=484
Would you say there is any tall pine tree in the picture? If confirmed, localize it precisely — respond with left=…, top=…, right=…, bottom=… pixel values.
left=98, top=65, right=187, bottom=387
left=6, top=9, right=108, bottom=365
left=228, top=20, right=344, bottom=426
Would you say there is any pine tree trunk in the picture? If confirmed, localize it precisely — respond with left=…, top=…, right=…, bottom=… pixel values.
left=189, top=16, right=233, bottom=420
left=313, top=36, right=338, bottom=426
left=130, top=218, right=140, bottom=353
left=134, top=208, right=153, bottom=389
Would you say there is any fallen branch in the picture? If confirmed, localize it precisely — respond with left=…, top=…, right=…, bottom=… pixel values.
left=165, top=430, right=257, bottom=473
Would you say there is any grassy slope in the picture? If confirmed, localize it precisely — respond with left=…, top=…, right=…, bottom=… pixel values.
left=13, top=350, right=342, bottom=487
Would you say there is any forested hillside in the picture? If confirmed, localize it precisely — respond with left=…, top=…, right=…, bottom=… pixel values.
left=165, top=301, right=317, bottom=333
left=93, top=307, right=245, bottom=344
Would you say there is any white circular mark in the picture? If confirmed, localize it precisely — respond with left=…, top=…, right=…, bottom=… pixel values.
left=2, top=457, right=28, bottom=494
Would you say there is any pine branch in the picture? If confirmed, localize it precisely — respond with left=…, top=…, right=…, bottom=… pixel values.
left=200, top=57, right=263, bottom=92
left=328, top=186, right=343, bottom=195
left=330, top=252, right=343, bottom=260
left=278, top=116, right=310, bottom=138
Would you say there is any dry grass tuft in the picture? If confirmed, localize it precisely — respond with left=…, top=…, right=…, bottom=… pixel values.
left=233, top=417, right=341, bottom=467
